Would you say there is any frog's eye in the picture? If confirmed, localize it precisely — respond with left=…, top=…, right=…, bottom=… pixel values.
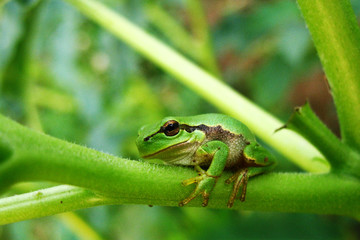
left=163, top=120, right=180, bottom=136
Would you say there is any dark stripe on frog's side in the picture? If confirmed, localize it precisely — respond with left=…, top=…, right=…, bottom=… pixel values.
left=184, top=124, right=250, bottom=147
left=144, top=123, right=249, bottom=145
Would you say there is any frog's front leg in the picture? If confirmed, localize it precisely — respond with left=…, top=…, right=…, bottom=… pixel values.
left=179, top=141, right=229, bottom=207
left=226, top=142, right=276, bottom=208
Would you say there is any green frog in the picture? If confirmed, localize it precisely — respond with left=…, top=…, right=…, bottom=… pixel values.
left=136, top=114, right=276, bottom=208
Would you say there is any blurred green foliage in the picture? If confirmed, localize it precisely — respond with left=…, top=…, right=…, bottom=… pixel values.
left=0, top=0, right=360, bottom=239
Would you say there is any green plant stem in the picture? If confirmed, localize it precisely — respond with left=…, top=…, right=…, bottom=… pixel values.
left=1, top=171, right=360, bottom=225
left=281, top=103, right=360, bottom=177
left=0, top=113, right=195, bottom=196
left=297, top=0, right=360, bottom=150
left=64, top=0, right=328, bottom=173
left=0, top=114, right=359, bottom=224
left=0, top=185, right=109, bottom=225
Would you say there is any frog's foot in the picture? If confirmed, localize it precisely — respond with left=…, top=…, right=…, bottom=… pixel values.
left=225, top=168, right=249, bottom=208
left=226, top=166, right=274, bottom=208
left=179, top=172, right=218, bottom=207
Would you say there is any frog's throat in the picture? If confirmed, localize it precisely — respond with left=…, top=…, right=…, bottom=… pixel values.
left=144, top=124, right=209, bottom=142
left=141, top=140, right=190, bottom=159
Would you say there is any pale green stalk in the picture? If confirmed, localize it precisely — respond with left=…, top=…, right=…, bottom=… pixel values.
left=0, top=186, right=109, bottom=225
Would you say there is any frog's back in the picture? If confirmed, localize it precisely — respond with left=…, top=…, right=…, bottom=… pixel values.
left=173, top=114, right=256, bottom=168
left=176, top=113, right=256, bottom=142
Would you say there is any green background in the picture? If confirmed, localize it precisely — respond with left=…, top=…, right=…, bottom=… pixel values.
left=1, top=0, right=359, bottom=239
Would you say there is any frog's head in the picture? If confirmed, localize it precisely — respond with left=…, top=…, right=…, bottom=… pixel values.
left=136, top=117, right=204, bottom=163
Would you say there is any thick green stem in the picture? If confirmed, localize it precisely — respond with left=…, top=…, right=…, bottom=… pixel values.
left=297, top=0, right=360, bottom=149
left=0, top=114, right=203, bottom=199
left=0, top=114, right=359, bottom=224
left=1, top=172, right=360, bottom=225
left=64, top=0, right=328, bottom=173
left=0, top=114, right=181, bottom=196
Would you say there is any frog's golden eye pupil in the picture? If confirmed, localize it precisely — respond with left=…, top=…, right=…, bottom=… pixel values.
left=163, top=120, right=180, bottom=136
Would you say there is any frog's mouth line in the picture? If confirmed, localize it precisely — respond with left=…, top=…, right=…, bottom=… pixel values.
left=142, top=140, right=189, bottom=159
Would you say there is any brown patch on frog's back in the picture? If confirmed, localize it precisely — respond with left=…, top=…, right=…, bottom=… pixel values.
left=198, top=125, right=248, bottom=168
left=201, top=125, right=243, bottom=144
left=202, top=125, right=235, bottom=141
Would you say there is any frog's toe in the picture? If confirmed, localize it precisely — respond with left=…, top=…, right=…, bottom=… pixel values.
left=227, top=168, right=249, bottom=208
left=178, top=196, right=194, bottom=207
left=178, top=188, right=201, bottom=206
left=182, top=175, right=203, bottom=186
left=178, top=188, right=211, bottom=207
left=225, top=173, right=238, bottom=184
left=201, top=192, right=210, bottom=207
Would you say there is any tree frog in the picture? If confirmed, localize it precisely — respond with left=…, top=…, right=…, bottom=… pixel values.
left=136, top=114, right=276, bottom=208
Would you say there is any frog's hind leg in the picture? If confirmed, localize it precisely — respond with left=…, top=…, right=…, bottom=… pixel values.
left=226, top=166, right=273, bottom=208
left=226, top=142, right=277, bottom=208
